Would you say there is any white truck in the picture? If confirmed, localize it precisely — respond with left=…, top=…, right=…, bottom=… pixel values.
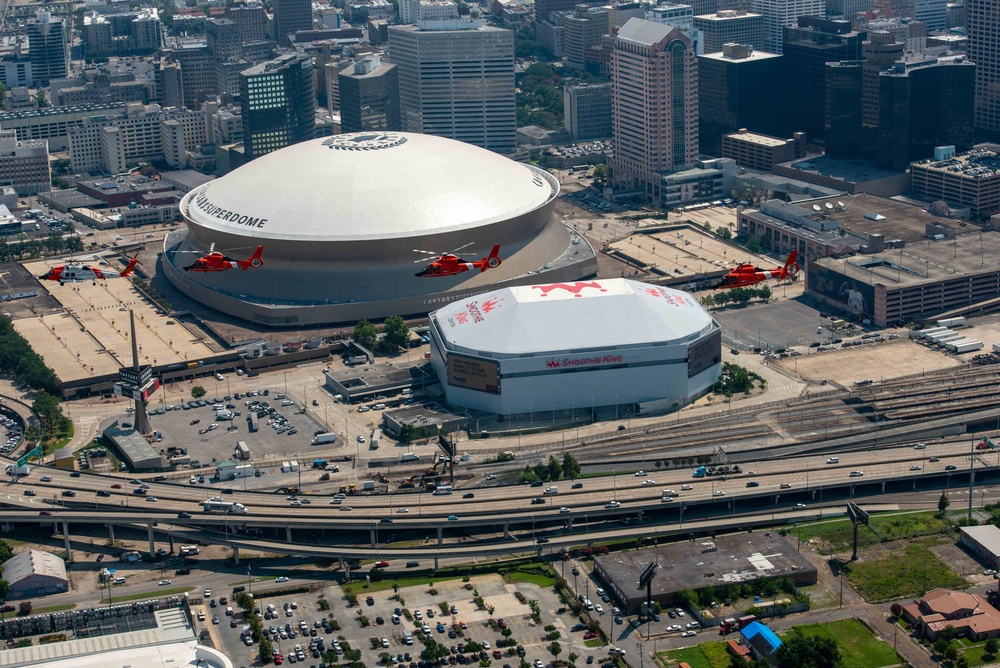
left=5, top=463, right=29, bottom=477
left=401, top=452, right=420, bottom=462
left=311, top=432, right=337, bottom=446
left=202, top=499, right=248, bottom=514
left=234, top=441, right=251, bottom=460
left=433, top=485, right=453, bottom=495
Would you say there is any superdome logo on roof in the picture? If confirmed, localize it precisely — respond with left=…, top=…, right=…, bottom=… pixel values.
left=445, top=297, right=505, bottom=328
left=638, top=285, right=694, bottom=307
left=516, top=280, right=632, bottom=302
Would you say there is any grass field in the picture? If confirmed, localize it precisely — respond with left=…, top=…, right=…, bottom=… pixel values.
left=841, top=541, right=966, bottom=603
left=785, top=619, right=899, bottom=668
left=32, top=603, right=75, bottom=614
left=503, top=572, right=556, bottom=587
left=342, top=574, right=467, bottom=596
left=796, top=510, right=954, bottom=554
left=661, top=641, right=731, bottom=668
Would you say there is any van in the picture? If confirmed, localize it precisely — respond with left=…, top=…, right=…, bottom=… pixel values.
left=544, top=486, right=559, bottom=495
left=226, top=606, right=234, bottom=616
left=373, top=403, right=386, bottom=410
left=113, top=577, right=126, bottom=585
left=402, top=630, right=413, bottom=645
left=212, top=404, right=224, bottom=411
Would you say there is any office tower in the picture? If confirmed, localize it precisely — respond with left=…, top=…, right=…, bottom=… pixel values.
left=876, top=56, right=975, bottom=169
left=207, top=18, right=242, bottom=62
left=389, top=21, right=516, bottom=152
left=914, top=0, right=947, bottom=29
left=697, top=43, right=782, bottom=155
left=564, top=6, right=610, bottom=70
left=610, top=19, right=698, bottom=200
left=857, top=17, right=926, bottom=51
left=399, top=0, right=420, bottom=23
left=27, top=12, right=69, bottom=86
left=228, top=5, right=268, bottom=43
left=968, top=0, right=1000, bottom=137
left=873, top=0, right=916, bottom=15
left=0, top=130, right=50, bottom=195
left=272, top=0, right=313, bottom=47
left=824, top=60, right=863, bottom=157
left=240, top=53, right=316, bottom=159
left=338, top=55, right=400, bottom=133
left=781, top=17, right=864, bottom=140
left=751, top=0, right=824, bottom=53
left=826, top=0, right=873, bottom=16
left=536, top=0, right=579, bottom=22
left=861, top=31, right=903, bottom=160
left=82, top=9, right=162, bottom=59
left=694, top=10, right=765, bottom=53
left=163, top=45, right=216, bottom=109
left=564, top=83, right=612, bottom=140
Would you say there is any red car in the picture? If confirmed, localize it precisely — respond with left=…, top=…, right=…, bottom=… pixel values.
left=583, top=631, right=598, bottom=640
left=111, top=484, right=122, bottom=489
left=273, top=655, right=283, bottom=665
left=374, top=561, right=389, bottom=568
left=190, top=419, right=200, bottom=425
left=39, top=511, right=52, bottom=516
left=219, top=596, right=227, bottom=605
left=492, top=650, right=503, bottom=659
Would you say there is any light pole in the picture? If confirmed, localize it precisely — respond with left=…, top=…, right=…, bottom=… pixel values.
left=224, top=508, right=232, bottom=546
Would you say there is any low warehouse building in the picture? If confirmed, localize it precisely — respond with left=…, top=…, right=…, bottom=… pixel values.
left=2, top=549, right=69, bottom=598
left=593, top=532, right=817, bottom=612
left=959, top=525, right=1000, bottom=569
left=428, top=278, right=721, bottom=416
left=103, top=426, right=164, bottom=470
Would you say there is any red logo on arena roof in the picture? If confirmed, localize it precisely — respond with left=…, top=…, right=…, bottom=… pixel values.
left=481, top=298, right=503, bottom=313
left=532, top=282, right=607, bottom=297
left=547, top=358, right=561, bottom=368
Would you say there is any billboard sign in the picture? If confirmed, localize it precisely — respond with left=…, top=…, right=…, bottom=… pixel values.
left=688, top=330, right=722, bottom=378
left=447, top=355, right=501, bottom=395
left=808, top=264, right=875, bottom=318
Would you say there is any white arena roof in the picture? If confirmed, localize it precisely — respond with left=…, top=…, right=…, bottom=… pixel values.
left=184, top=132, right=557, bottom=242
left=433, top=279, right=714, bottom=355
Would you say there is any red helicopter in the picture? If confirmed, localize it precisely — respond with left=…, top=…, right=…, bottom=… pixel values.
left=712, top=250, right=799, bottom=289
left=183, top=244, right=264, bottom=273
left=39, top=256, right=139, bottom=285
left=414, top=244, right=502, bottom=278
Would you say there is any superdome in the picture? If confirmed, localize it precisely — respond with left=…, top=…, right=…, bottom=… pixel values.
left=184, top=132, right=556, bottom=241
left=426, top=279, right=722, bottom=415
left=163, top=132, right=598, bottom=326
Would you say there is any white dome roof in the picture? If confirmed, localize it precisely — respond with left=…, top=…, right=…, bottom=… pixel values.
left=183, top=132, right=558, bottom=242
left=434, top=279, right=715, bottom=356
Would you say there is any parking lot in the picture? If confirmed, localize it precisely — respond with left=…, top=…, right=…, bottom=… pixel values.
left=208, top=573, right=617, bottom=668
left=138, top=386, right=331, bottom=485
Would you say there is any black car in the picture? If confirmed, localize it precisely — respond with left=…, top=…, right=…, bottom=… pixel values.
left=572, top=483, right=584, bottom=489
left=70, top=472, right=81, bottom=478
left=178, top=512, right=192, bottom=519
left=380, top=517, right=393, bottom=524
left=233, top=585, right=246, bottom=593
left=61, top=490, right=76, bottom=497
left=946, top=465, right=958, bottom=471
left=406, top=561, right=420, bottom=568
left=530, top=481, right=544, bottom=487
left=222, top=488, right=234, bottom=494
left=537, top=537, right=550, bottom=544
left=462, top=493, right=475, bottom=499
left=531, top=498, right=546, bottom=505
left=97, top=490, right=111, bottom=497
left=175, top=569, right=190, bottom=575
left=745, top=481, right=759, bottom=488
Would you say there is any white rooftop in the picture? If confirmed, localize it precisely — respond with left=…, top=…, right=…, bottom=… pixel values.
left=2, top=549, right=67, bottom=585
left=433, top=278, right=714, bottom=356
left=184, top=132, right=557, bottom=242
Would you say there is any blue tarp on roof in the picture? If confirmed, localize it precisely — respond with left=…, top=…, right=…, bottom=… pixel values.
left=741, top=621, right=782, bottom=652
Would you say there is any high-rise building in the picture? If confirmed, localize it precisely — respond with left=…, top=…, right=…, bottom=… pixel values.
left=610, top=18, right=698, bottom=200
left=207, top=18, right=242, bottom=62
left=239, top=53, right=316, bottom=159
left=27, top=12, right=69, bottom=86
left=535, top=0, right=578, bottom=22
left=861, top=31, right=903, bottom=160
left=875, top=55, right=975, bottom=169
left=563, top=6, right=610, bottom=70
left=563, top=83, right=612, bottom=140
left=824, top=60, right=863, bottom=157
left=697, top=43, right=782, bottom=155
left=272, top=0, right=313, bottom=46
left=751, top=0, right=825, bottom=53
left=781, top=17, right=865, bottom=140
left=914, top=0, right=947, bottom=29
left=694, top=10, right=765, bottom=53
left=0, top=130, right=50, bottom=195
left=338, top=55, right=400, bottom=133
left=968, top=0, right=1000, bottom=137
left=826, top=0, right=874, bottom=17
left=162, top=45, right=216, bottom=109
left=873, top=0, right=915, bottom=16
left=228, top=4, right=268, bottom=43
left=82, top=9, right=162, bottom=59
left=389, top=20, right=516, bottom=152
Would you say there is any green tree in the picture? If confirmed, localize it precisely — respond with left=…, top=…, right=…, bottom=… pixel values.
left=592, top=164, right=607, bottom=185
left=548, top=641, right=562, bottom=661
left=383, top=316, right=410, bottom=351
left=258, top=637, right=273, bottom=663
left=546, top=455, right=561, bottom=481
left=746, top=236, right=763, bottom=254
left=698, top=585, right=716, bottom=608
left=520, top=465, right=540, bottom=483
left=235, top=591, right=254, bottom=612
left=17, top=600, right=31, bottom=616
left=0, top=579, right=11, bottom=603
left=985, top=637, right=999, bottom=655
left=398, top=423, right=416, bottom=442
left=956, top=656, right=970, bottom=668
left=190, top=386, right=206, bottom=399
left=938, top=492, right=950, bottom=516
left=561, top=452, right=581, bottom=479
left=353, top=319, right=378, bottom=352
left=715, top=226, right=733, bottom=240
left=568, top=652, right=578, bottom=667
left=0, top=540, right=13, bottom=563
left=774, top=634, right=840, bottom=668
left=32, top=392, right=65, bottom=435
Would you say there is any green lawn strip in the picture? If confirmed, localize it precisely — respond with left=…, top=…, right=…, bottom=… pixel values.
left=842, top=543, right=967, bottom=603
left=782, top=619, right=898, bottom=668
left=108, top=586, right=192, bottom=603
left=504, top=572, right=555, bottom=587
left=42, top=424, right=74, bottom=456
left=226, top=576, right=276, bottom=587
left=32, top=603, right=75, bottom=614
left=663, top=641, right=731, bottom=668
left=583, top=639, right=604, bottom=648
left=795, top=510, right=955, bottom=554
left=960, top=644, right=999, bottom=667
left=342, top=574, right=468, bottom=596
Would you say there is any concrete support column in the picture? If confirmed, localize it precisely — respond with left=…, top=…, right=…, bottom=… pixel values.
left=811, top=489, right=817, bottom=500
left=108, top=524, right=115, bottom=544
left=168, top=535, right=174, bottom=552
left=339, top=557, right=345, bottom=571
left=881, top=481, right=886, bottom=493
left=503, top=523, right=509, bottom=538
left=62, top=521, right=70, bottom=559
left=434, top=556, right=439, bottom=570
left=147, top=522, right=155, bottom=558
left=233, top=546, right=240, bottom=565
left=437, top=527, right=443, bottom=545
left=913, top=478, right=917, bottom=490
left=286, top=527, right=292, bottom=542
left=370, top=526, right=376, bottom=548
left=636, top=510, right=643, bottom=522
